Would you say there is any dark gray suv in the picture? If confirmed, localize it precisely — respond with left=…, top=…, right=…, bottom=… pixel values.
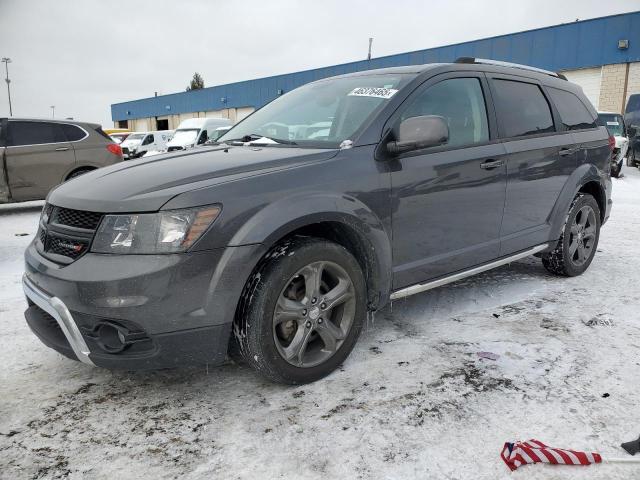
left=23, top=59, right=612, bottom=384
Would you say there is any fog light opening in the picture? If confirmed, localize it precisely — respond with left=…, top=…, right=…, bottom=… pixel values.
left=97, top=323, right=128, bottom=353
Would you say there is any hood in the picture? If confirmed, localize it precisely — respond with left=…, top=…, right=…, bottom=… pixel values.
left=48, top=145, right=338, bottom=212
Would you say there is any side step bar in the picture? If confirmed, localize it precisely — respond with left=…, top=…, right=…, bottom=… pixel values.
left=390, top=244, right=549, bottom=301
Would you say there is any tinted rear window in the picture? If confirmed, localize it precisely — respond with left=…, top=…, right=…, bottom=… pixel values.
left=61, top=123, right=87, bottom=141
left=492, top=79, right=554, bottom=138
left=7, top=121, right=67, bottom=146
left=548, top=87, right=596, bottom=130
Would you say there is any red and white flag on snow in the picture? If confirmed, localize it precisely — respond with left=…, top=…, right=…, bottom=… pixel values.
left=501, top=439, right=602, bottom=471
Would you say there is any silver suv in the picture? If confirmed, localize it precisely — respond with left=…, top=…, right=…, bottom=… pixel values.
left=0, top=118, right=123, bottom=203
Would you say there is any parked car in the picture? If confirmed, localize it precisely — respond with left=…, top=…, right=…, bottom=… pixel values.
left=120, top=130, right=173, bottom=159
left=597, top=112, right=628, bottom=177
left=0, top=118, right=123, bottom=204
left=23, top=59, right=612, bottom=384
left=166, top=117, right=232, bottom=152
left=103, top=128, right=131, bottom=135
left=109, top=132, right=131, bottom=144
left=624, top=93, right=640, bottom=167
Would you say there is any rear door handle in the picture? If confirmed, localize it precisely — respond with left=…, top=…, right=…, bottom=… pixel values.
left=480, top=159, right=504, bottom=170
left=54, top=147, right=70, bottom=151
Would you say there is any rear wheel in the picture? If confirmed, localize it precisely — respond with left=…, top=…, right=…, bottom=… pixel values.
left=233, top=237, right=366, bottom=384
left=542, top=193, right=601, bottom=277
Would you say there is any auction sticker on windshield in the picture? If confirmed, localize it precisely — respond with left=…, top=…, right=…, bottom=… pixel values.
left=348, top=87, right=398, bottom=99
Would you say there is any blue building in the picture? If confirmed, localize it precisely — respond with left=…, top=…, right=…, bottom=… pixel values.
left=111, top=11, right=640, bottom=131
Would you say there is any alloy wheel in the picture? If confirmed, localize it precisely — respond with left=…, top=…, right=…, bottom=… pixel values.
left=272, top=260, right=356, bottom=368
left=568, top=205, right=597, bottom=266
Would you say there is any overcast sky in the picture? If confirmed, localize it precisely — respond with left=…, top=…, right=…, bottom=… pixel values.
left=0, top=0, right=638, bottom=126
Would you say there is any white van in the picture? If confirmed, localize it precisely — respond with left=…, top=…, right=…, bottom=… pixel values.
left=166, top=118, right=232, bottom=152
left=121, top=130, right=174, bottom=159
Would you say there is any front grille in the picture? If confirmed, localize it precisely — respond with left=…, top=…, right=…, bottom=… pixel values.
left=122, top=147, right=129, bottom=154
left=47, top=234, right=89, bottom=260
left=38, top=204, right=103, bottom=264
left=51, top=207, right=103, bottom=230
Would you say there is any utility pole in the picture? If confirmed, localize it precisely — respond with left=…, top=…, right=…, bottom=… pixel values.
left=50, top=105, right=55, bottom=118
left=1, top=57, right=13, bottom=116
left=367, top=38, right=373, bottom=61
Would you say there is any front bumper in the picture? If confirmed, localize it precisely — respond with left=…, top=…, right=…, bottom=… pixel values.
left=23, top=241, right=262, bottom=369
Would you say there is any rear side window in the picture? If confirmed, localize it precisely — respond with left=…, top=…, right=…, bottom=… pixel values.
left=492, top=79, right=554, bottom=138
left=61, top=123, right=87, bottom=141
left=7, top=121, right=67, bottom=146
left=399, top=77, right=489, bottom=148
left=548, top=88, right=596, bottom=130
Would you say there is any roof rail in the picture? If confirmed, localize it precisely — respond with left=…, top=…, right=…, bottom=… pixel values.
left=455, top=57, right=567, bottom=80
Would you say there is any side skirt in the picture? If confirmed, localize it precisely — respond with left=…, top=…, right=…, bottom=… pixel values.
left=389, top=243, right=550, bottom=301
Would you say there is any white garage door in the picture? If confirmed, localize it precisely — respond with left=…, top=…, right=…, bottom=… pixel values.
left=562, top=67, right=602, bottom=110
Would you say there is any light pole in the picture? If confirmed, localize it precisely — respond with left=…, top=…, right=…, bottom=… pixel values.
left=1, top=57, right=12, bottom=116
left=50, top=105, right=55, bottom=118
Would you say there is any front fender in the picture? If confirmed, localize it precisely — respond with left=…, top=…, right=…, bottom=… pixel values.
left=228, top=191, right=393, bottom=307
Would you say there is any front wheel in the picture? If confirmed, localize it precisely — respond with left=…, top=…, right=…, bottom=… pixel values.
left=233, top=237, right=367, bottom=384
left=542, top=193, right=601, bottom=277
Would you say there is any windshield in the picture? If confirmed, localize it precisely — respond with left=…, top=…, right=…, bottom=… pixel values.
left=218, top=73, right=414, bottom=147
left=170, top=129, right=200, bottom=144
left=122, top=133, right=144, bottom=145
left=597, top=114, right=624, bottom=137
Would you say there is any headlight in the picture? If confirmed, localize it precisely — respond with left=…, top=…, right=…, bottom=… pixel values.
left=40, top=204, right=52, bottom=225
left=91, top=205, right=221, bottom=254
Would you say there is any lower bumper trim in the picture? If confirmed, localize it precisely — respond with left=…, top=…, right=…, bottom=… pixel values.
left=22, top=274, right=94, bottom=365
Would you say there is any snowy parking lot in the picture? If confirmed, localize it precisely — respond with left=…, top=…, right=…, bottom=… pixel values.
left=1, top=169, right=640, bottom=480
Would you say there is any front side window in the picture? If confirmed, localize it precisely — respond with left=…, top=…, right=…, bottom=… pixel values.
left=7, top=121, right=66, bottom=147
left=142, top=134, right=154, bottom=145
left=218, top=73, right=415, bottom=147
left=492, top=79, right=554, bottom=138
left=399, top=77, right=489, bottom=148
left=548, top=87, right=596, bottom=131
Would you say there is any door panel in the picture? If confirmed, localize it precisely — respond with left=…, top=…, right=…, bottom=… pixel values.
left=6, top=121, right=75, bottom=201
left=6, top=144, right=75, bottom=201
left=391, top=143, right=507, bottom=288
left=388, top=74, right=506, bottom=289
left=499, top=133, right=576, bottom=254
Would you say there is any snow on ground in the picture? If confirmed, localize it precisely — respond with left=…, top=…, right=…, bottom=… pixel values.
left=1, top=170, right=640, bottom=480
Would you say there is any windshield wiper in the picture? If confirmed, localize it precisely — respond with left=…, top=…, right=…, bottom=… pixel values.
left=224, top=133, right=297, bottom=145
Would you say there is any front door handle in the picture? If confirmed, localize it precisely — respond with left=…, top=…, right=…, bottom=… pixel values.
left=559, top=147, right=576, bottom=157
left=55, top=147, right=70, bottom=151
left=480, top=159, right=504, bottom=170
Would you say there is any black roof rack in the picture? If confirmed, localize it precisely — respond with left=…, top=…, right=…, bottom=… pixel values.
left=455, top=57, right=567, bottom=80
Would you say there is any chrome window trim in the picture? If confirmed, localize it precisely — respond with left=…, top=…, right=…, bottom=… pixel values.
left=5, top=119, right=89, bottom=148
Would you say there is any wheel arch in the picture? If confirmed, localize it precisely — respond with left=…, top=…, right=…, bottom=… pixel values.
left=548, top=163, right=608, bottom=241
left=65, top=166, right=96, bottom=181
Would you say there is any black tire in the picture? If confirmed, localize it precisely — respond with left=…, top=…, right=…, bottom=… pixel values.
left=627, top=148, right=636, bottom=167
left=66, top=168, right=94, bottom=180
left=233, top=236, right=366, bottom=384
left=542, top=193, right=601, bottom=277
left=611, top=163, right=620, bottom=178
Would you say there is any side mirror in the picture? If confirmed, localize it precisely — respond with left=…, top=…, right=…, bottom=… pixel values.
left=387, top=115, right=449, bottom=155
